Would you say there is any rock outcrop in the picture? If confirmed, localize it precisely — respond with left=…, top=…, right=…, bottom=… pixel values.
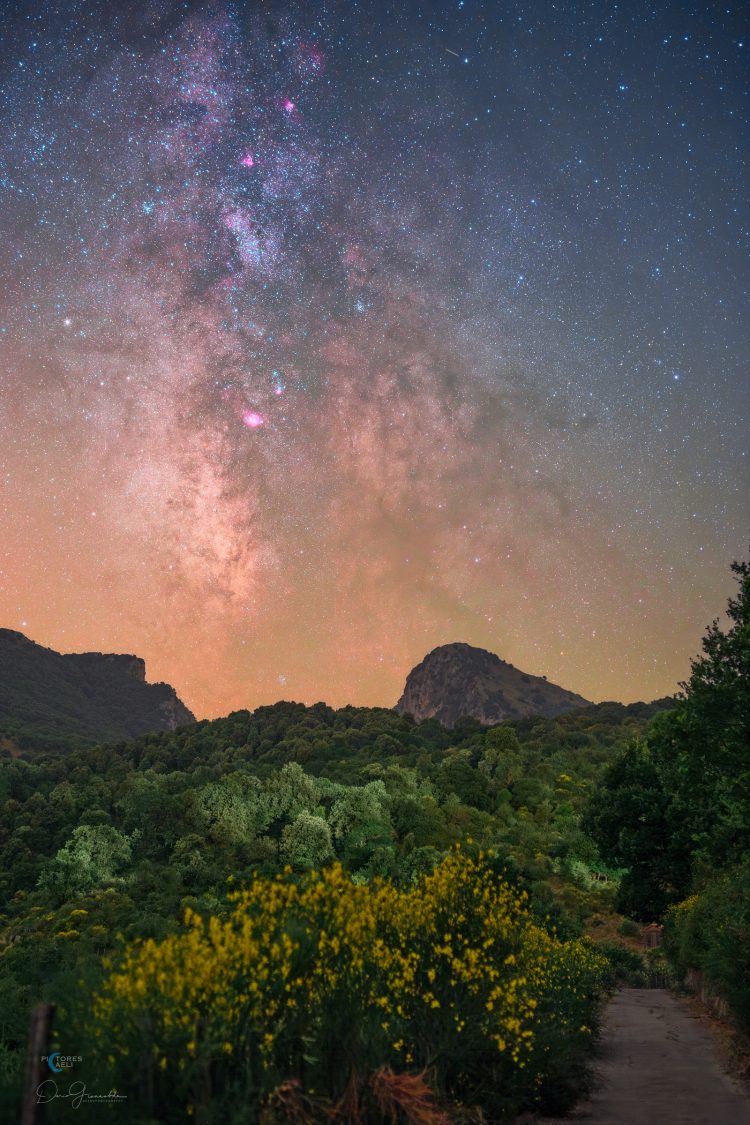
left=395, top=642, right=589, bottom=727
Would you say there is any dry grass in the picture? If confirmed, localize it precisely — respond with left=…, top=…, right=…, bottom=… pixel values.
left=259, top=1064, right=495, bottom=1124
left=583, top=911, right=644, bottom=952
left=261, top=1078, right=322, bottom=1125
left=369, top=1068, right=453, bottom=1125
left=331, top=1071, right=363, bottom=1124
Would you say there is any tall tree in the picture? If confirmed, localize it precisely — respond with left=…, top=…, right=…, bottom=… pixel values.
left=585, top=549, right=750, bottom=918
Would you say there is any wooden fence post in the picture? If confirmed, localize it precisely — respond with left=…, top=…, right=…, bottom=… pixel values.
left=138, top=1015, right=154, bottom=1117
left=21, top=1002, right=55, bottom=1125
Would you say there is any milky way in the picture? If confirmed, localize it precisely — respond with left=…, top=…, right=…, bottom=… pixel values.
left=0, top=1, right=747, bottom=716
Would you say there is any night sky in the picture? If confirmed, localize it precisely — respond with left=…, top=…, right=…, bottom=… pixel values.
left=0, top=0, right=747, bottom=718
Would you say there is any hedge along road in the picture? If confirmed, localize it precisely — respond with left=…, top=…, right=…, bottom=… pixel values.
left=538, top=988, right=750, bottom=1124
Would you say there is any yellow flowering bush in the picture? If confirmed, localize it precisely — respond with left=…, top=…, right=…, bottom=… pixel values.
left=89, top=850, right=605, bottom=1121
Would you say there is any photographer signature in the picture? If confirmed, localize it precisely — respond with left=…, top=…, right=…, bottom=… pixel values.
left=36, top=1079, right=127, bottom=1108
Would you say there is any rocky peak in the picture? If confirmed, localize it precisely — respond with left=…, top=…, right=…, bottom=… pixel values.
left=395, top=642, right=589, bottom=728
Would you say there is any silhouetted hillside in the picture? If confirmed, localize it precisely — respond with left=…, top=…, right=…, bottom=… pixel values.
left=0, top=629, right=195, bottom=753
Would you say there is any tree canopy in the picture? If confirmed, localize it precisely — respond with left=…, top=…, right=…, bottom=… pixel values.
left=585, top=548, right=750, bottom=919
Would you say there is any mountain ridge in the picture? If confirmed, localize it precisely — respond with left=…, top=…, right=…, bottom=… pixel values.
left=0, top=628, right=195, bottom=753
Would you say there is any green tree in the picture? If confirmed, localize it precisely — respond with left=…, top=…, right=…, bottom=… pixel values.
left=439, top=754, right=494, bottom=812
left=585, top=549, right=750, bottom=918
left=38, top=824, right=133, bottom=898
left=193, top=773, right=269, bottom=844
left=265, top=762, right=319, bottom=821
left=280, top=813, right=334, bottom=869
left=479, top=726, right=523, bottom=786
left=328, top=782, right=388, bottom=841
left=329, top=782, right=393, bottom=868
left=654, top=552, right=750, bottom=867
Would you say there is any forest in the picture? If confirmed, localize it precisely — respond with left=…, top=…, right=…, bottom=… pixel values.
left=0, top=551, right=747, bottom=1122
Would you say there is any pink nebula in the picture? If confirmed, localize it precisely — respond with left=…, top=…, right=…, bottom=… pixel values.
left=241, top=152, right=255, bottom=167
left=283, top=98, right=295, bottom=113
left=241, top=410, right=265, bottom=429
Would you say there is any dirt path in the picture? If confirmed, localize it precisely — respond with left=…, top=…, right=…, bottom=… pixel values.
left=542, top=988, right=750, bottom=1123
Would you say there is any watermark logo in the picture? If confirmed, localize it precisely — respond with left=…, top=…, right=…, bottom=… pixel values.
left=36, top=1080, right=127, bottom=1109
left=36, top=1051, right=126, bottom=1109
left=42, top=1051, right=83, bottom=1073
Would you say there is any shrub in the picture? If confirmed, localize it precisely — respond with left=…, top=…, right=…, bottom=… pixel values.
left=87, top=851, right=606, bottom=1122
left=663, top=863, right=750, bottom=1032
left=596, top=942, right=646, bottom=988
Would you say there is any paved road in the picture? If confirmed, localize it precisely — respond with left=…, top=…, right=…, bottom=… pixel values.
left=541, top=988, right=750, bottom=1124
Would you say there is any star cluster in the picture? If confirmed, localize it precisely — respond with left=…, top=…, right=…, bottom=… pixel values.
left=0, top=1, right=747, bottom=716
